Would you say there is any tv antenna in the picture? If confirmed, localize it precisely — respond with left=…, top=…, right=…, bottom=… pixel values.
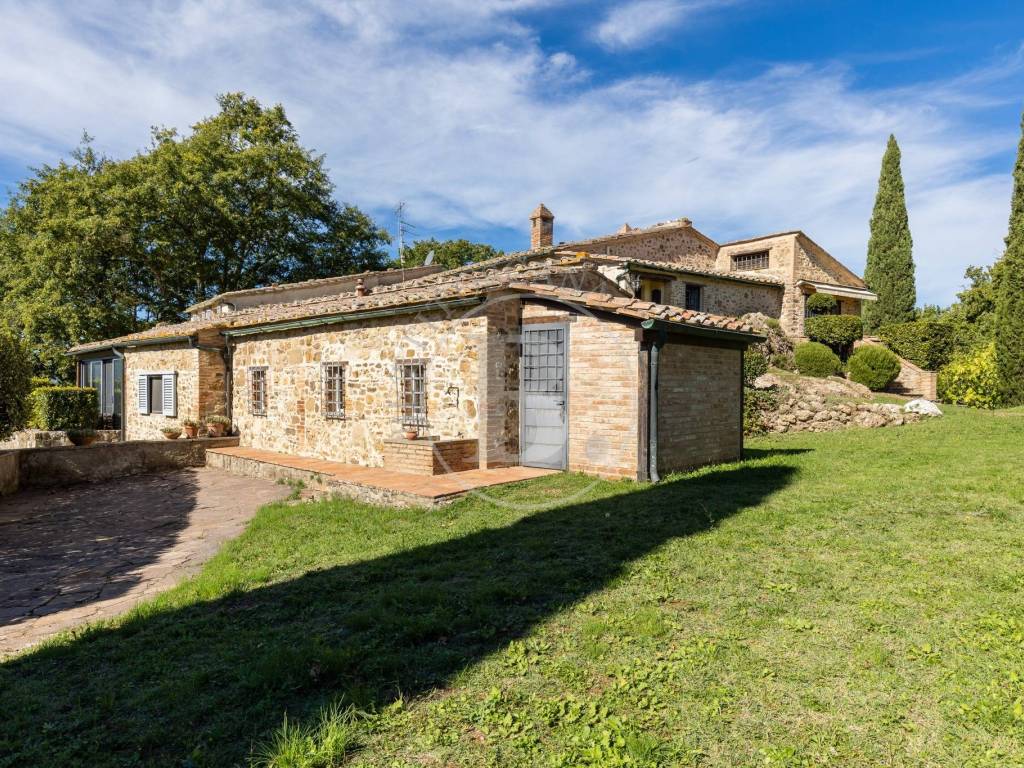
left=395, top=201, right=419, bottom=280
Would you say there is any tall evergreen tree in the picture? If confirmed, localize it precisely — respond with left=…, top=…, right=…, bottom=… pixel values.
left=863, top=134, right=916, bottom=333
left=995, top=109, right=1024, bottom=404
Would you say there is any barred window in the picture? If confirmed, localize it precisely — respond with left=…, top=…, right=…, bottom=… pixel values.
left=249, top=367, right=267, bottom=416
left=397, top=361, right=428, bottom=427
left=731, top=251, right=769, bottom=271
left=684, top=283, right=703, bottom=311
left=322, top=362, right=345, bottom=419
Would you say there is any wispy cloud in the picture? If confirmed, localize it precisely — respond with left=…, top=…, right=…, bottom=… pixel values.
left=592, top=0, right=732, bottom=50
left=0, top=0, right=1020, bottom=305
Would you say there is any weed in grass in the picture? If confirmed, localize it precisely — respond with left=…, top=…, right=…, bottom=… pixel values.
left=251, top=702, right=360, bottom=768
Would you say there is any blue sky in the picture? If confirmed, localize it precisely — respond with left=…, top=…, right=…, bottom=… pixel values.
left=1, top=0, right=1023, bottom=305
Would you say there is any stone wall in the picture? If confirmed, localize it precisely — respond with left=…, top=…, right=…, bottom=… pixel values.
left=230, top=310, right=484, bottom=468
left=855, top=338, right=938, bottom=399
left=123, top=336, right=227, bottom=440
left=0, top=429, right=119, bottom=450
left=575, top=224, right=718, bottom=269
left=667, top=276, right=783, bottom=320
left=0, top=451, right=17, bottom=496
left=717, top=234, right=804, bottom=337
left=4, top=437, right=238, bottom=492
left=657, top=342, right=742, bottom=474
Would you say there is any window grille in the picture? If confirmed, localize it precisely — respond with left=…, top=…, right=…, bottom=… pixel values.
left=397, top=361, right=428, bottom=427
left=522, top=327, right=565, bottom=393
left=684, top=284, right=703, bottom=311
left=250, top=367, right=268, bottom=416
left=731, top=251, right=769, bottom=271
left=322, top=363, right=345, bottom=418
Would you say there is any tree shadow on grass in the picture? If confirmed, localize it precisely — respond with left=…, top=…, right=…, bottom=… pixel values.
left=0, top=462, right=794, bottom=766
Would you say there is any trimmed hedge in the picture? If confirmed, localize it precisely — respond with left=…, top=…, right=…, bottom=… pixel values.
left=805, top=293, right=837, bottom=314
left=877, top=320, right=952, bottom=371
left=794, top=342, right=842, bottom=378
left=30, top=387, right=98, bottom=430
left=847, top=346, right=902, bottom=391
left=804, top=315, right=863, bottom=357
left=938, top=343, right=1001, bottom=409
left=0, top=328, right=33, bottom=441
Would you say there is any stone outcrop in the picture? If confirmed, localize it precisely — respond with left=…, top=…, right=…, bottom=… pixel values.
left=751, top=372, right=935, bottom=434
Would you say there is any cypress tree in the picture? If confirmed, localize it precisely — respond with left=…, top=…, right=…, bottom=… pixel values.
left=995, top=109, right=1024, bottom=405
left=863, top=134, right=916, bottom=333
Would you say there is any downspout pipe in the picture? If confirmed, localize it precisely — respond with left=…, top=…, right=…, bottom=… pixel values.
left=110, top=346, right=126, bottom=442
left=642, top=323, right=666, bottom=483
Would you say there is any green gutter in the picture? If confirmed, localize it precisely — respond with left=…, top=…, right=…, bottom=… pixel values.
left=68, top=334, right=195, bottom=357
left=640, top=318, right=764, bottom=345
left=220, top=297, right=486, bottom=338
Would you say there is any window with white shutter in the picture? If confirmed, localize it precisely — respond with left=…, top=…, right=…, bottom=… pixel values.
left=162, top=372, right=177, bottom=417
left=137, top=374, right=149, bottom=414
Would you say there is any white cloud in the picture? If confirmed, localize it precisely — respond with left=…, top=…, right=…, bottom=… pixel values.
left=0, top=0, right=1019, bottom=305
left=592, top=0, right=732, bottom=50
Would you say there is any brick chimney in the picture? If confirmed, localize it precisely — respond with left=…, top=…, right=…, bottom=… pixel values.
left=530, top=203, right=554, bottom=250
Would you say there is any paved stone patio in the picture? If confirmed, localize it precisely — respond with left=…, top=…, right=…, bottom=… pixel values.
left=0, top=468, right=288, bottom=656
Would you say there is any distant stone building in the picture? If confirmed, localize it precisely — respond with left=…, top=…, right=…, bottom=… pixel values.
left=68, top=205, right=873, bottom=481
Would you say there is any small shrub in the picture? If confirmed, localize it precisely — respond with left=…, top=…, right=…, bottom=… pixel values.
left=30, top=387, right=98, bottom=430
left=847, top=346, right=902, bottom=391
left=743, top=348, right=769, bottom=386
left=878, top=320, right=953, bottom=370
left=794, top=342, right=842, bottom=378
left=0, top=328, right=33, bottom=441
left=938, top=343, right=1001, bottom=408
left=206, top=414, right=231, bottom=426
left=30, top=376, right=52, bottom=390
left=743, top=387, right=778, bottom=435
left=805, top=293, right=837, bottom=314
left=804, top=315, right=863, bottom=358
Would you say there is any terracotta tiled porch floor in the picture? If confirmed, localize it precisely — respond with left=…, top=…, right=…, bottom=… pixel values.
left=207, top=446, right=556, bottom=502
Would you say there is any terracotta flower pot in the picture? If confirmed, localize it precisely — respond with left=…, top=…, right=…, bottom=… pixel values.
left=403, top=429, right=418, bottom=440
left=206, top=422, right=225, bottom=438
left=67, top=431, right=97, bottom=447
left=183, top=424, right=199, bottom=439
left=161, top=429, right=181, bottom=440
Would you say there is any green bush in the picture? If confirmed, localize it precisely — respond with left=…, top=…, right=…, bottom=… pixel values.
left=743, top=387, right=778, bottom=435
left=805, top=293, right=837, bottom=314
left=878, top=320, right=953, bottom=370
left=794, top=342, right=842, bottom=378
left=847, top=346, right=902, bottom=391
left=30, top=387, right=98, bottom=430
left=30, top=376, right=52, bottom=390
left=0, top=328, right=34, bottom=441
left=743, top=348, right=769, bottom=387
left=804, top=315, right=863, bottom=358
left=938, top=343, right=1001, bottom=408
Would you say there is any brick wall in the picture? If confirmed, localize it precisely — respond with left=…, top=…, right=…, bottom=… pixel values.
left=230, top=310, right=484, bottom=467
left=657, top=342, right=742, bottom=474
left=382, top=438, right=479, bottom=475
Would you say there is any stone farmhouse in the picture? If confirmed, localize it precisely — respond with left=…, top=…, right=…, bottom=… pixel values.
left=69, top=205, right=875, bottom=481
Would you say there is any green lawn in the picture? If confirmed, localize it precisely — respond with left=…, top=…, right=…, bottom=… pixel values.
left=3, top=408, right=1024, bottom=767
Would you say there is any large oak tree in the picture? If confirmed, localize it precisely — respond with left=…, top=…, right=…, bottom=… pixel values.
left=0, top=94, right=390, bottom=378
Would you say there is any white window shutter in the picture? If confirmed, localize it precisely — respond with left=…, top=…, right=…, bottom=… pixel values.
left=137, top=374, right=149, bottom=414
left=162, top=373, right=177, bottom=417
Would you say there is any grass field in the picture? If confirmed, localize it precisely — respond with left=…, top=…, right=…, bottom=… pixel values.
left=2, top=407, right=1024, bottom=766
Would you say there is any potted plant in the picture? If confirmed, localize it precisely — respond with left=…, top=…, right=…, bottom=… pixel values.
left=402, top=425, right=419, bottom=440
left=66, top=428, right=98, bottom=447
left=205, top=414, right=231, bottom=437
left=182, top=419, right=200, bottom=439
left=161, top=426, right=182, bottom=440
